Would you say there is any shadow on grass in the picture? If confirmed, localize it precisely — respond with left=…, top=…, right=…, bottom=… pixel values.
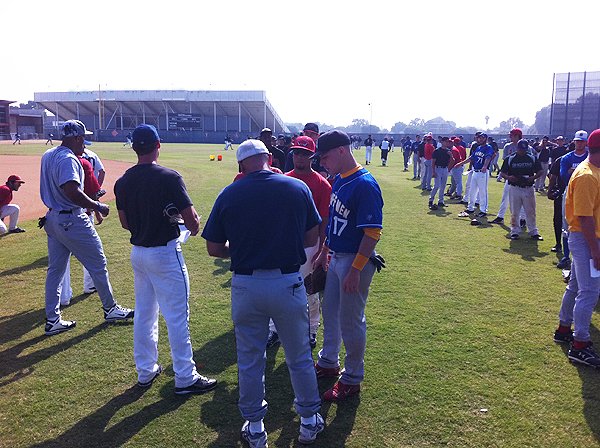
left=502, top=239, right=548, bottom=261
left=0, top=318, right=130, bottom=389
left=0, top=255, right=48, bottom=277
left=26, top=385, right=192, bottom=448
left=211, top=258, right=230, bottom=276
left=0, top=293, right=107, bottom=347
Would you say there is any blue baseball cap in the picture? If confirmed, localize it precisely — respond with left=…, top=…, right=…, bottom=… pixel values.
left=132, top=124, right=160, bottom=146
left=517, top=139, right=529, bottom=151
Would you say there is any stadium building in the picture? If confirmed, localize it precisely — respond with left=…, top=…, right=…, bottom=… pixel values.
left=550, top=71, right=600, bottom=137
left=34, top=90, right=288, bottom=143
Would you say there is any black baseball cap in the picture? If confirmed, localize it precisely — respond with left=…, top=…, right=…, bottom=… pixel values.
left=314, top=130, right=351, bottom=157
left=304, top=123, right=319, bottom=134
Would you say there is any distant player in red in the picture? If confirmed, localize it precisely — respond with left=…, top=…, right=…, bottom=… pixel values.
left=0, top=175, right=26, bottom=234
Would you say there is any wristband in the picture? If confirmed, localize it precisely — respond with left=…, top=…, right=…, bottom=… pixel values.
left=351, top=253, right=369, bottom=271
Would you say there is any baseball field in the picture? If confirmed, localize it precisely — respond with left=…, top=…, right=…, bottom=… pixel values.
left=1, top=141, right=599, bottom=447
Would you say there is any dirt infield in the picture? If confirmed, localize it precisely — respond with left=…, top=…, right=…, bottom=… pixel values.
left=0, top=154, right=134, bottom=223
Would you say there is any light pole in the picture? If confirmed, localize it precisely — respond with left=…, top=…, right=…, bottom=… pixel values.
left=369, top=103, right=373, bottom=133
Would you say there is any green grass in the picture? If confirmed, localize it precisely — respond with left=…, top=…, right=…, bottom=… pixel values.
left=1, top=142, right=600, bottom=447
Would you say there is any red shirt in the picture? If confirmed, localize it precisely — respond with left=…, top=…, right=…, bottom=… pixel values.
left=285, top=169, right=332, bottom=219
left=452, top=146, right=466, bottom=164
left=77, top=156, right=101, bottom=197
left=424, top=143, right=435, bottom=160
left=0, top=185, right=12, bottom=208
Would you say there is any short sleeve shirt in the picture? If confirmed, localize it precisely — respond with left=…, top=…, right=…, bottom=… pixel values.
left=202, top=170, right=321, bottom=271
left=325, top=167, right=383, bottom=253
left=565, top=161, right=600, bottom=236
left=286, top=170, right=332, bottom=219
left=115, top=164, right=193, bottom=247
left=432, top=148, right=452, bottom=167
left=469, top=144, right=494, bottom=170
left=40, top=146, right=85, bottom=211
left=81, top=149, right=105, bottom=180
left=561, top=151, right=589, bottom=186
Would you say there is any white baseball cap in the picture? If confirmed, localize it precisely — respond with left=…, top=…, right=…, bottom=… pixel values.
left=574, top=130, right=588, bottom=141
left=236, top=139, right=269, bottom=162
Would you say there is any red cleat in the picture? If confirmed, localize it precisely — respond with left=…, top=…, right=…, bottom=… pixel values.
left=323, top=381, right=361, bottom=401
left=315, top=363, right=341, bottom=378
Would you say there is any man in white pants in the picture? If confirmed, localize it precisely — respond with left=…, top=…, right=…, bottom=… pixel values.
left=500, top=139, right=544, bottom=240
left=0, top=175, right=26, bottom=234
left=115, top=124, right=216, bottom=394
left=454, top=133, right=494, bottom=218
left=491, top=128, right=527, bottom=225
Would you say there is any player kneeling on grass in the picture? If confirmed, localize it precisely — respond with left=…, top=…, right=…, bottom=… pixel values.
left=115, top=124, right=217, bottom=394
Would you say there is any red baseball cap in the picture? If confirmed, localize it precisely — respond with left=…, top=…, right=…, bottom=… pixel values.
left=291, top=136, right=316, bottom=153
left=7, top=175, right=25, bottom=183
left=509, top=128, right=523, bottom=137
left=588, top=129, right=600, bottom=149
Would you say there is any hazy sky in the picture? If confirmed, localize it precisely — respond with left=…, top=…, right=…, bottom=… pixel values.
left=4, top=0, right=600, bottom=132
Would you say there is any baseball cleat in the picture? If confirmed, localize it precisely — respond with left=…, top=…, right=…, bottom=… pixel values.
left=553, top=329, right=574, bottom=344
left=45, top=317, right=76, bottom=336
left=174, top=375, right=217, bottom=394
left=315, top=363, right=341, bottom=378
left=323, top=381, right=361, bottom=402
left=138, top=364, right=163, bottom=388
left=241, top=421, right=268, bottom=448
left=103, top=304, right=134, bottom=322
left=298, top=413, right=325, bottom=444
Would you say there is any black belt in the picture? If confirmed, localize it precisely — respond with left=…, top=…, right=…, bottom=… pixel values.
left=435, top=166, right=448, bottom=169
left=49, top=208, right=74, bottom=214
left=234, top=265, right=300, bottom=275
left=509, top=184, right=531, bottom=189
left=474, top=169, right=482, bottom=172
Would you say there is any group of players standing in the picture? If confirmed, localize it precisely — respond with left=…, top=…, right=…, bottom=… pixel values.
left=402, top=126, right=600, bottom=371
left=38, top=120, right=383, bottom=447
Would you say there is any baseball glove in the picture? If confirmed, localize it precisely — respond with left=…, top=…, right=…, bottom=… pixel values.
left=305, top=265, right=327, bottom=295
left=370, top=253, right=386, bottom=273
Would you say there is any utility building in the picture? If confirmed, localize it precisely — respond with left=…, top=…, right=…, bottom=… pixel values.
left=34, top=90, right=288, bottom=143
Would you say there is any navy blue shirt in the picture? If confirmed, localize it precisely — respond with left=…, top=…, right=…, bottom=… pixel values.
left=202, top=170, right=321, bottom=271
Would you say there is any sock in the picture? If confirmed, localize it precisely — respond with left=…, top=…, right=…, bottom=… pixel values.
left=574, top=340, right=588, bottom=350
left=301, top=415, right=317, bottom=426
left=558, top=325, right=572, bottom=334
left=249, top=420, right=264, bottom=435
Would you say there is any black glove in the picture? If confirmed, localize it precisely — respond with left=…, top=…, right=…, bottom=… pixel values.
left=38, top=216, right=46, bottom=229
left=305, top=265, right=327, bottom=294
left=370, top=253, right=386, bottom=273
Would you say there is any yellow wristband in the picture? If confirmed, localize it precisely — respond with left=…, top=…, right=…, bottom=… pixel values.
left=352, top=253, right=369, bottom=271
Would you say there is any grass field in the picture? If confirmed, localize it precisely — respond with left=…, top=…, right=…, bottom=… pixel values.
left=1, top=142, right=600, bottom=447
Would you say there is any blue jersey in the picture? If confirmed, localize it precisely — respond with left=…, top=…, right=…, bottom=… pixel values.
left=468, top=144, right=494, bottom=170
left=325, top=167, right=383, bottom=253
left=560, top=150, right=588, bottom=186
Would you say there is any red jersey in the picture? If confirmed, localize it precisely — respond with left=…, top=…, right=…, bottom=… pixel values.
left=424, top=143, right=435, bottom=160
left=285, top=169, right=332, bottom=219
left=452, top=146, right=466, bottom=164
left=0, top=185, right=12, bottom=208
left=77, top=156, right=101, bottom=197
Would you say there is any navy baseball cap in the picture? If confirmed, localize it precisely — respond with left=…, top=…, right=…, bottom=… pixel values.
left=304, top=123, right=319, bottom=134
left=61, top=120, right=93, bottom=138
left=478, top=133, right=488, bottom=139
left=314, top=130, right=351, bottom=157
left=132, top=124, right=160, bottom=146
left=517, top=139, right=529, bottom=151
